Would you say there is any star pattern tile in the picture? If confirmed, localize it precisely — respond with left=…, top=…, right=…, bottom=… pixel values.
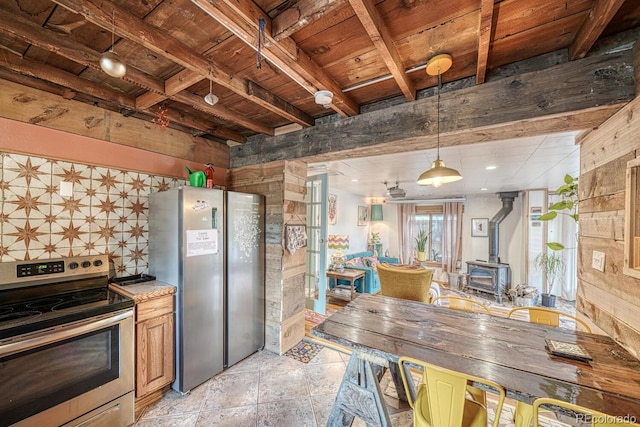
left=0, top=152, right=181, bottom=276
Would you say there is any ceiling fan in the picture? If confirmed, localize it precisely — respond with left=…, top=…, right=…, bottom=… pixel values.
left=384, top=181, right=406, bottom=198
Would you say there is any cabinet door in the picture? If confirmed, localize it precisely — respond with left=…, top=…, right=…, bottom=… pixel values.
left=136, top=313, right=175, bottom=397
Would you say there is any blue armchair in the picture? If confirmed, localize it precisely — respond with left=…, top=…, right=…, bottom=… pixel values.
left=338, top=251, right=399, bottom=294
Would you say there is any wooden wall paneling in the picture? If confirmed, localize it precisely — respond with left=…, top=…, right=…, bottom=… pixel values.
left=228, top=159, right=307, bottom=354
left=278, top=311, right=306, bottom=355
left=281, top=274, right=306, bottom=320
left=579, top=192, right=625, bottom=214
left=580, top=151, right=633, bottom=199
left=578, top=237, right=640, bottom=304
left=581, top=97, right=640, bottom=174
left=580, top=210, right=625, bottom=240
left=577, top=281, right=640, bottom=359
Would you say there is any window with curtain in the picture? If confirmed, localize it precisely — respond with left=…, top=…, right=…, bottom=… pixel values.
left=415, top=206, right=444, bottom=263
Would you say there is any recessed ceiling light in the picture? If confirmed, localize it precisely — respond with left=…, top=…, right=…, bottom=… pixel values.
left=480, top=187, right=488, bottom=191
left=485, top=166, right=497, bottom=170
left=351, top=179, right=358, bottom=182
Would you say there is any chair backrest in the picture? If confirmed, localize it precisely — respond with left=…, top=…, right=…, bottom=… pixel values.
left=399, top=356, right=505, bottom=427
left=533, top=397, right=640, bottom=427
left=377, top=263, right=434, bottom=303
left=506, top=306, right=592, bottom=333
left=431, top=296, right=491, bottom=314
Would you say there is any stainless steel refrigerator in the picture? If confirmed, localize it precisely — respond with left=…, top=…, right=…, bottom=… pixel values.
left=149, top=186, right=265, bottom=394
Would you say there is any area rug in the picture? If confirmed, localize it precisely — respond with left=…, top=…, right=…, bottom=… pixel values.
left=304, top=307, right=337, bottom=326
left=284, top=338, right=324, bottom=363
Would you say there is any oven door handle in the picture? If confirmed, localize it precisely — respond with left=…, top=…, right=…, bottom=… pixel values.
left=0, top=309, right=133, bottom=357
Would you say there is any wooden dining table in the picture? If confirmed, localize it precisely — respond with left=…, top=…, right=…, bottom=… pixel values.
left=311, top=294, right=640, bottom=427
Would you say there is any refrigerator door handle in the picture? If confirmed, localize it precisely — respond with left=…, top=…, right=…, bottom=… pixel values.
left=211, top=207, right=218, bottom=229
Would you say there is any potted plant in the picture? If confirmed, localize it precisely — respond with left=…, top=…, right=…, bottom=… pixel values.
left=415, top=227, right=429, bottom=262
left=534, top=251, right=565, bottom=307
left=539, top=174, right=578, bottom=250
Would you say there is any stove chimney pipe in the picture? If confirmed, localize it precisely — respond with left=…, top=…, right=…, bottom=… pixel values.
left=489, top=192, right=518, bottom=264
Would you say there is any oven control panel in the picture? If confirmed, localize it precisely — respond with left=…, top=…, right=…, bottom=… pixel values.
left=17, top=260, right=65, bottom=277
left=0, top=255, right=111, bottom=289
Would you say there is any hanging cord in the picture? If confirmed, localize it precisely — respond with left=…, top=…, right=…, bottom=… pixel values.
left=110, top=9, right=116, bottom=53
left=257, top=18, right=266, bottom=69
left=436, top=68, right=441, bottom=160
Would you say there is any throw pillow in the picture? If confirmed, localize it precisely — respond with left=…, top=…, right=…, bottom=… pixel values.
left=345, top=257, right=364, bottom=267
left=365, top=256, right=379, bottom=271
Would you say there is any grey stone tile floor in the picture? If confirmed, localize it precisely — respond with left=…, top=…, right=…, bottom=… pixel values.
left=135, top=346, right=414, bottom=427
left=135, top=345, right=555, bottom=427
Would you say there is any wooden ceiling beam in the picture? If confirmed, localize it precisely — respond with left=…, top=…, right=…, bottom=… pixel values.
left=272, top=0, right=347, bottom=41
left=51, top=0, right=311, bottom=129
left=348, top=0, right=415, bottom=101
left=570, top=0, right=626, bottom=60
left=0, top=52, right=243, bottom=142
left=192, top=0, right=360, bottom=117
left=0, top=9, right=247, bottom=141
left=136, top=69, right=204, bottom=110
left=476, top=0, right=495, bottom=84
left=162, top=111, right=246, bottom=143
left=172, top=91, right=273, bottom=135
left=0, top=9, right=164, bottom=94
left=231, top=50, right=634, bottom=166
left=0, top=52, right=136, bottom=108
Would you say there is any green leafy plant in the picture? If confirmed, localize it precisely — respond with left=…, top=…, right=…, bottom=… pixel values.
left=370, top=232, right=380, bottom=244
left=534, top=251, right=565, bottom=295
left=539, top=174, right=578, bottom=250
left=414, top=227, right=429, bottom=253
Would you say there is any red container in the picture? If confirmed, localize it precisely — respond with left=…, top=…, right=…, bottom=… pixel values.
left=204, top=163, right=215, bottom=188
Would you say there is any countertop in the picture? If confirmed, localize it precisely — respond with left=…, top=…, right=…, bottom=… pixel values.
left=109, top=280, right=176, bottom=303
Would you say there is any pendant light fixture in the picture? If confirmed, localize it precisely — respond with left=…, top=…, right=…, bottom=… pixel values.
left=100, top=10, right=127, bottom=78
left=416, top=54, right=462, bottom=188
left=204, top=77, right=218, bottom=106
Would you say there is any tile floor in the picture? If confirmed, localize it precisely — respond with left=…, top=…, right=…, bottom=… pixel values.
left=134, top=344, right=561, bottom=427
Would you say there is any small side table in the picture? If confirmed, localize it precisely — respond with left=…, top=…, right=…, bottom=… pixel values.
left=327, top=269, right=366, bottom=302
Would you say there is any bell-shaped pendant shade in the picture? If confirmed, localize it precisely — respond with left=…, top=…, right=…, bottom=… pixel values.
left=416, top=159, right=463, bottom=188
left=204, top=92, right=219, bottom=106
left=204, top=78, right=218, bottom=106
left=100, top=51, right=126, bottom=78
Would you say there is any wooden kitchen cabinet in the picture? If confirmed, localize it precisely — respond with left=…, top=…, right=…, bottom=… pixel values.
left=136, top=294, right=175, bottom=398
left=109, top=282, right=176, bottom=416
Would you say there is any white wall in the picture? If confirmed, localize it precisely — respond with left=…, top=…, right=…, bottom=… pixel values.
left=326, top=187, right=369, bottom=252
left=326, top=185, right=399, bottom=258
left=461, top=194, right=525, bottom=286
left=326, top=187, right=526, bottom=280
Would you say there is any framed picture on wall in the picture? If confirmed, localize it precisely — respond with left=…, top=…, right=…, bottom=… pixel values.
left=471, top=218, right=489, bottom=237
left=357, top=206, right=368, bottom=226
left=328, top=194, right=337, bottom=225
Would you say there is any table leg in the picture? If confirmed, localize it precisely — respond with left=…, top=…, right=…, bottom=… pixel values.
left=326, top=352, right=392, bottom=427
left=388, top=361, right=408, bottom=403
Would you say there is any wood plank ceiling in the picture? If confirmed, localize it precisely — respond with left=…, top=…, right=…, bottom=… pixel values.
left=0, top=0, right=639, bottom=147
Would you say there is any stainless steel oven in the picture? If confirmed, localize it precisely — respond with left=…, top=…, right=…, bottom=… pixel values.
left=0, top=255, right=135, bottom=427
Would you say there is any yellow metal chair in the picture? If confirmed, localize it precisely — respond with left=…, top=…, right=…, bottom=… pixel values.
left=533, top=397, right=640, bottom=427
left=399, top=356, right=505, bottom=427
left=507, top=307, right=592, bottom=427
left=506, top=306, right=592, bottom=333
left=431, top=296, right=491, bottom=315
left=377, top=262, right=434, bottom=303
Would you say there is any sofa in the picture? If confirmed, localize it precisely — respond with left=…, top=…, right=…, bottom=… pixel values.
left=337, top=251, right=399, bottom=294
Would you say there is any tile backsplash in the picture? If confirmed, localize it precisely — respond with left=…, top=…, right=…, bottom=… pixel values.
left=0, top=152, right=183, bottom=276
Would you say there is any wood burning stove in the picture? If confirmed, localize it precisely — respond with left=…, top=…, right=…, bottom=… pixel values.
left=465, top=261, right=511, bottom=303
left=464, top=192, right=517, bottom=302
